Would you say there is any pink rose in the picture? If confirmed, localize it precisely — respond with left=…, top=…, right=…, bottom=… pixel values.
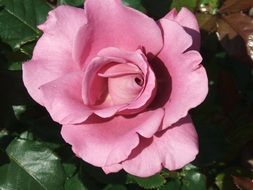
left=23, top=0, right=208, bottom=177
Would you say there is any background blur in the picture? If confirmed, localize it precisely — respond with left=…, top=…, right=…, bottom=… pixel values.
left=0, top=0, right=253, bottom=189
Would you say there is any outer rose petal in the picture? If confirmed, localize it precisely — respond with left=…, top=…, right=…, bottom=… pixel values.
left=164, top=8, right=200, bottom=50
left=103, top=164, right=122, bottom=174
left=23, top=60, right=67, bottom=105
left=23, top=6, right=86, bottom=105
left=35, top=5, right=86, bottom=64
left=61, top=109, right=164, bottom=167
left=40, top=72, right=92, bottom=124
left=156, top=19, right=208, bottom=130
left=121, top=116, right=198, bottom=177
left=74, top=0, right=163, bottom=66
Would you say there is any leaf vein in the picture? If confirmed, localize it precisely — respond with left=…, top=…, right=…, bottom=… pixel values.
left=4, top=6, right=39, bottom=34
left=7, top=153, right=48, bottom=190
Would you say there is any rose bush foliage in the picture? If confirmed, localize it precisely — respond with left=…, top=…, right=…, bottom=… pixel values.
left=22, top=0, right=208, bottom=177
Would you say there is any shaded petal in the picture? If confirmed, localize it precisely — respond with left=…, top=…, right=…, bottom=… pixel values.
left=82, top=55, right=127, bottom=106
left=157, top=19, right=208, bottom=129
left=122, top=116, right=198, bottom=177
left=164, top=8, right=200, bottom=50
left=74, top=0, right=163, bottom=66
left=61, top=109, right=164, bottom=167
left=40, top=72, right=92, bottom=124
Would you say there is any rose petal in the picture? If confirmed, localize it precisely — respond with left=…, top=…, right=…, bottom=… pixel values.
left=103, top=164, right=123, bottom=174
left=74, top=0, right=163, bottom=67
left=107, top=74, right=143, bottom=105
left=98, top=48, right=157, bottom=115
left=98, top=63, right=143, bottom=105
left=82, top=47, right=156, bottom=118
left=61, top=109, right=164, bottom=167
left=156, top=19, right=208, bottom=129
left=98, top=63, right=141, bottom=78
left=159, top=19, right=193, bottom=55
left=23, top=6, right=86, bottom=105
left=164, top=8, right=200, bottom=50
left=122, top=115, right=198, bottom=177
left=97, top=48, right=148, bottom=75
left=164, top=8, right=177, bottom=20
left=120, top=66, right=156, bottom=113
left=22, top=60, right=71, bottom=105
left=34, top=5, right=86, bottom=66
left=40, top=72, right=92, bottom=124
left=164, top=8, right=199, bottom=33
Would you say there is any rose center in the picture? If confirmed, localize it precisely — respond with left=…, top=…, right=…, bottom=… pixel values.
left=81, top=48, right=154, bottom=111
left=98, top=64, right=144, bottom=105
left=134, top=77, right=144, bottom=86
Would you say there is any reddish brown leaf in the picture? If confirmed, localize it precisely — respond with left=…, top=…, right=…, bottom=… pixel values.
left=216, top=18, right=237, bottom=40
left=197, top=13, right=217, bottom=32
left=222, top=13, right=253, bottom=41
left=219, top=0, right=253, bottom=14
left=222, top=13, right=253, bottom=60
left=232, top=176, right=253, bottom=190
left=216, top=17, right=248, bottom=60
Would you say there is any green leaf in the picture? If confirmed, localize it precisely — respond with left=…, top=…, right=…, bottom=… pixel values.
left=63, top=163, right=77, bottom=179
left=199, top=0, right=219, bottom=14
left=0, top=162, right=46, bottom=190
left=12, top=105, right=26, bottom=119
left=128, top=174, right=166, bottom=189
left=58, top=0, right=84, bottom=6
left=170, top=0, right=198, bottom=11
left=20, top=41, right=36, bottom=58
left=141, top=0, right=172, bottom=19
left=181, top=170, right=207, bottom=190
left=65, top=173, right=87, bottom=190
left=0, top=0, right=51, bottom=49
left=122, top=0, right=146, bottom=12
left=215, top=167, right=250, bottom=190
left=0, top=41, right=31, bottom=70
left=104, top=184, right=127, bottom=190
left=0, top=138, right=65, bottom=190
left=159, top=179, right=181, bottom=190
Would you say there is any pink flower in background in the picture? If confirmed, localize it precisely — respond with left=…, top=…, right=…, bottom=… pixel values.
left=22, top=0, right=208, bottom=177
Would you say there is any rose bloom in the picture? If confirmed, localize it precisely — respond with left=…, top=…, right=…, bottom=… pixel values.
left=23, top=0, right=208, bottom=177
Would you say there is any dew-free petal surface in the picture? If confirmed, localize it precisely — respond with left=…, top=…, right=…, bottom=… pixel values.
left=156, top=19, right=208, bottom=129
left=40, top=72, right=92, bottom=124
left=122, top=116, right=198, bottom=177
left=61, top=109, right=164, bottom=167
left=74, top=0, right=163, bottom=66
